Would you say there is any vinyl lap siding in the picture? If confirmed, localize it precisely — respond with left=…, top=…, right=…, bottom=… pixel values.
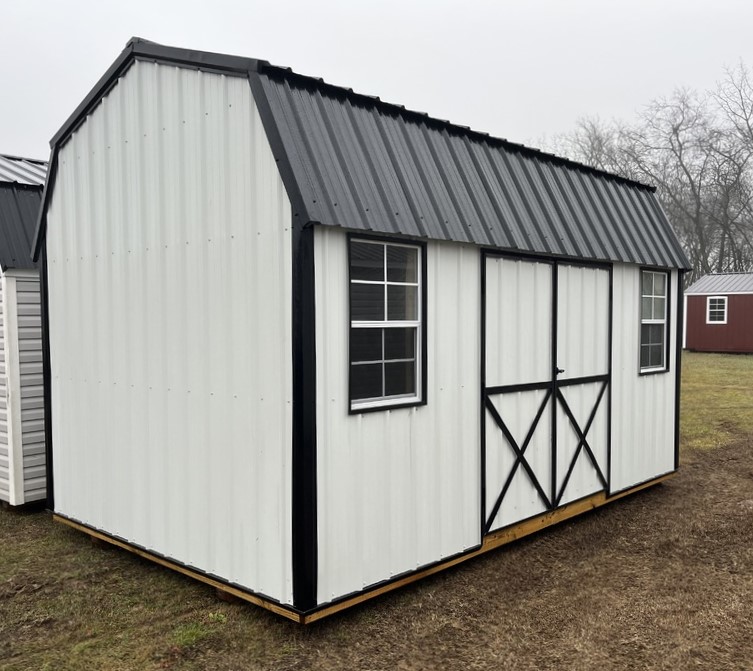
left=0, top=277, right=8, bottom=502
left=16, top=276, right=45, bottom=501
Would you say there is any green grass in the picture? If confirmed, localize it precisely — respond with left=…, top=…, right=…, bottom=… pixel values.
left=1, top=351, right=752, bottom=669
left=680, top=351, right=753, bottom=450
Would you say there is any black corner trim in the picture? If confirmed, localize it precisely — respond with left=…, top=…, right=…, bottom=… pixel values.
left=39, top=242, right=54, bottom=511
left=674, top=270, right=685, bottom=470
left=31, top=147, right=58, bottom=262
left=246, top=72, right=311, bottom=223
left=290, top=222, right=318, bottom=611
left=250, top=67, right=319, bottom=609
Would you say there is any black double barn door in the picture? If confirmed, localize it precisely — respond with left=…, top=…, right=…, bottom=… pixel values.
left=482, top=254, right=612, bottom=534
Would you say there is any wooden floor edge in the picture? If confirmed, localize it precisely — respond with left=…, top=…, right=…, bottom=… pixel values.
left=52, top=514, right=303, bottom=624
left=52, top=473, right=674, bottom=626
left=302, top=473, right=674, bottom=624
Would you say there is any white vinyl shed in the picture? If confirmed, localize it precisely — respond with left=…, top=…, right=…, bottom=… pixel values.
left=0, top=154, right=47, bottom=506
left=33, top=39, right=690, bottom=623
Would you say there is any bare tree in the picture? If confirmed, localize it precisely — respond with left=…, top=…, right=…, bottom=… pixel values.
left=550, top=73, right=753, bottom=283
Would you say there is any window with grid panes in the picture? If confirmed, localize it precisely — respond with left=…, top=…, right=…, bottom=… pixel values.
left=349, top=239, right=423, bottom=410
left=706, top=296, right=727, bottom=323
left=640, top=270, right=668, bottom=372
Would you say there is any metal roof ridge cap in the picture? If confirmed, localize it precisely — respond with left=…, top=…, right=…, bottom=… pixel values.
left=0, top=153, right=48, bottom=166
left=259, top=65, right=658, bottom=194
left=130, top=38, right=267, bottom=74
left=49, top=41, right=136, bottom=148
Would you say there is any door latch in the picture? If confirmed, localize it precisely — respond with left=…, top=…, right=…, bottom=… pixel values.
left=556, top=367, right=565, bottom=375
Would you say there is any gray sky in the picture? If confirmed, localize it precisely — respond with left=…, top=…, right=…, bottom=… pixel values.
left=2, top=0, right=753, bottom=160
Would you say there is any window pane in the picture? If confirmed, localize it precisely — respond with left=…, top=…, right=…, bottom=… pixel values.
left=642, top=271, right=653, bottom=296
left=350, top=241, right=384, bottom=281
left=641, top=324, right=664, bottom=347
left=649, top=344, right=664, bottom=368
left=385, top=361, right=415, bottom=396
left=640, top=345, right=651, bottom=368
left=387, top=245, right=418, bottom=283
left=350, top=328, right=382, bottom=363
left=653, top=297, right=665, bottom=320
left=351, top=283, right=385, bottom=321
left=641, top=297, right=652, bottom=320
left=384, top=327, right=415, bottom=360
left=387, top=285, right=418, bottom=320
left=653, top=273, right=666, bottom=296
left=351, top=363, right=383, bottom=400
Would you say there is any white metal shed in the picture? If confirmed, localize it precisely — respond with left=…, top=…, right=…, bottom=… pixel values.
left=33, top=38, right=690, bottom=622
left=0, top=154, right=47, bottom=506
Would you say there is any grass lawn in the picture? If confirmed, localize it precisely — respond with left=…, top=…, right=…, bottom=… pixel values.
left=1, top=351, right=753, bottom=670
left=681, top=351, right=753, bottom=449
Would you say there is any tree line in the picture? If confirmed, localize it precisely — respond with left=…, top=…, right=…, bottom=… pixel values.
left=550, top=64, right=753, bottom=283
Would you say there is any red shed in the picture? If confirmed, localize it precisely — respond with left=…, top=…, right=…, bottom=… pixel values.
left=684, top=273, right=753, bottom=353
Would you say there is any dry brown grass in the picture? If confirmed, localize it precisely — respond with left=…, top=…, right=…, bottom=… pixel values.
left=2, top=351, right=753, bottom=669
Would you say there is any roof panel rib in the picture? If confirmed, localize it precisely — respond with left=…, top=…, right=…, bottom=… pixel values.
left=33, top=38, right=689, bottom=269
left=258, top=71, right=688, bottom=268
left=686, top=273, right=753, bottom=294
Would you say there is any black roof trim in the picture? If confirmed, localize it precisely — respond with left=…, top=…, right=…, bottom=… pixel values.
left=49, top=37, right=654, bottom=193
left=33, top=37, right=687, bottom=265
left=256, top=64, right=656, bottom=194
left=0, top=182, right=43, bottom=271
left=50, top=37, right=270, bottom=149
left=0, top=153, right=48, bottom=166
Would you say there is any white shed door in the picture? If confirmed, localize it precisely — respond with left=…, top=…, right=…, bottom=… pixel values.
left=483, top=255, right=611, bottom=534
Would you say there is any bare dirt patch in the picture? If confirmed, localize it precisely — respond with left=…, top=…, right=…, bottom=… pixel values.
left=1, top=440, right=752, bottom=670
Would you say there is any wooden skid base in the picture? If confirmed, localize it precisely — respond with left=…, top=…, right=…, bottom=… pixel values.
left=53, top=515, right=303, bottom=622
left=53, top=473, right=672, bottom=625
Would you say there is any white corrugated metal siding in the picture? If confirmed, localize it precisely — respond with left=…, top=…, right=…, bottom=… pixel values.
left=484, top=257, right=552, bottom=531
left=45, top=62, right=294, bottom=603
left=555, top=265, right=610, bottom=505
left=0, top=275, right=7, bottom=502
left=314, top=227, right=480, bottom=605
left=610, top=265, right=677, bottom=491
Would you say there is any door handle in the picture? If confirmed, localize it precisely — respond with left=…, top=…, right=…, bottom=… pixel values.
left=556, top=367, right=565, bottom=375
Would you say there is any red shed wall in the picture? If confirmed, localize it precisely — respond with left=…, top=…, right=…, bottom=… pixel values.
left=686, top=294, right=753, bottom=353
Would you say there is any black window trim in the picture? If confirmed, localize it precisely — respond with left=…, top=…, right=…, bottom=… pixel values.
left=347, top=232, right=428, bottom=414
left=638, top=267, right=672, bottom=376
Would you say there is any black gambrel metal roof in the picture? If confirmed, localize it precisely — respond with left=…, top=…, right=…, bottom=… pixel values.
left=34, top=38, right=690, bottom=270
left=0, top=155, right=46, bottom=271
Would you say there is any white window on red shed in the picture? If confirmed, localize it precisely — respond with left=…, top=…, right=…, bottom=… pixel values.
left=706, top=296, right=728, bottom=324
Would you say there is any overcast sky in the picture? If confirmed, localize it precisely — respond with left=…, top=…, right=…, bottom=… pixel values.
left=2, top=0, right=753, bottom=161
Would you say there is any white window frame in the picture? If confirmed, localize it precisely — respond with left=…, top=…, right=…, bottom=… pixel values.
left=640, top=269, right=668, bottom=373
left=706, top=295, right=728, bottom=324
left=349, top=238, right=423, bottom=411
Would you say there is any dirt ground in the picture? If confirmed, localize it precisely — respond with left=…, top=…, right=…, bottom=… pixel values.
left=2, top=441, right=752, bottom=670
left=2, top=354, right=753, bottom=669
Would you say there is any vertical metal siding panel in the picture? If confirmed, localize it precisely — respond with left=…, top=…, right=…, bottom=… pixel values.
left=45, top=63, right=293, bottom=604
left=485, top=258, right=552, bottom=387
left=483, top=257, right=552, bottom=531
left=0, top=275, right=8, bottom=501
left=610, top=265, right=676, bottom=491
left=315, top=228, right=480, bottom=605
